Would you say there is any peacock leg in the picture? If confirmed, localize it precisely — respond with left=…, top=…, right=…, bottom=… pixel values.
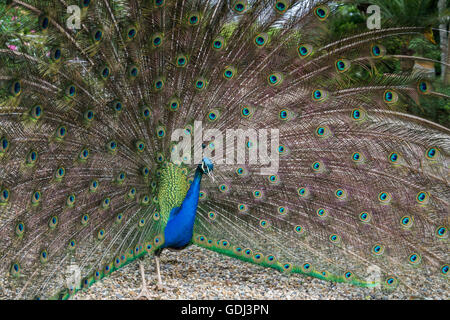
left=136, top=260, right=153, bottom=300
left=154, top=255, right=166, bottom=291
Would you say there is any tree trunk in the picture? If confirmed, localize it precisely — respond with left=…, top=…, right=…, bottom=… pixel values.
left=446, top=32, right=450, bottom=85
left=438, top=0, right=449, bottom=84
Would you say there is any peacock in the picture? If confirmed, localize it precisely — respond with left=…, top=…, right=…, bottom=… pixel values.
left=0, top=0, right=448, bottom=300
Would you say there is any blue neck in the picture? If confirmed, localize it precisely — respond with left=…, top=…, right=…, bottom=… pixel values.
left=162, top=167, right=203, bottom=249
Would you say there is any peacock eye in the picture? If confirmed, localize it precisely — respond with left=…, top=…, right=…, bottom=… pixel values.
left=315, top=126, right=331, bottom=138
left=195, top=78, right=207, bottom=90
left=370, top=44, right=386, bottom=58
left=40, top=249, right=49, bottom=263
left=223, top=66, right=236, bottom=80
left=188, top=14, right=199, bottom=25
left=335, top=59, right=351, bottom=73
left=389, top=152, right=400, bottom=163
left=378, top=192, right=392, bottom=204
left=295, top=225, right=304, bottom=234
left=302, top=263, right=312, bottom=273
left=66, top=85, right=76, bottom=98
left=79, top=148, right=89, bottom=160
left=154, top=0, right=165, bottom=8
left=359, top=212, right=372, bottom=223
left=51, top=48, right=62, bottom=61
left=207, top=110, right=219, bottom=122
left=425, top=147, right=440, bottom=160
left=10, top=262, right=21, bottom=276
left=312, top=89, right=328, bottom=101
left=101, top=66, right=110, bottom=79
left=97, top=228, right=106, bottom=240
left=112, top=100, right=123, bottom=112
left=298, top=44, right=313, bottom=58
left=312, top=161, right=324, bottom=173
left=212, top=38, right=224, bottom=50
left=30, top=105, right=43, bottom=120
left=135, top=140, right=146, bottom=152
left=372, top=45, right=381, bottom=56
left=279, top=109, right=289, bottom=120
left=371, top=244, right=385, bottom=256
left=176, top=54, right=188, bottom=67
left=56, top=126, right=67, bottom=139
left=254, top=33, right=268, bottom=47
left=408, top=253, right=421, bottom=265
left=344, top=271, right=353, bottom=280
left=416, top=191, right=429, bottom=205
left=383, top=90, right=398, bottom=104
left=435, top=227, right=447, bottom=239
left=400, top=215, right=413, bottom=228
left=0, top=137, right=9, bottom=154
left=116, top=172, right=126, bottom=183
left=151, top=33, right=163, bottom=48
left=154, top=79, right=164, bottom=90
left=352, top=152, right=365, bottom=163
left=267, top=73, right=283, bottom=86
left=314, top=5, right=329, bottom=20
left=168, top=98, right=180, bottom=111
left=128, top=65, right=139, bottom=78
left=81, top=0, right=91, bottom=8
left=232, top=1, right=247, bottom=14
left=27, top=150, right=38, bottom=165
left=274, top=1, right=288, bottom=13
left=55, top=167, right=65, bottom=179
left=93, top=29, right=103, bottom=42
left=66, top=194, right=76, bottom=207
left=10, top=80, right=21, bottom=97
left=329, top=234, right=341, bottom=244
left=385, top=277, right=398, bottom=287
left=335, top=188, right=347, bottom=200
left=156, top=127, right=166, bottom=139
left=31, top=190, right=41, bottom=204
left=316, top=208, right=327, bottom=217
left=39, top=15, right=50, bottom=30
left=69, top=240, right=76, bottom=249
left=417, top=80, right=431, bottom=95
left=81, top=214, right=90, bottom=225
left=128, top=28, right=137, bottom=39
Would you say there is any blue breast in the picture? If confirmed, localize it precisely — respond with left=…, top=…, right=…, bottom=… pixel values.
left=162, top=169, right=203, bottom=249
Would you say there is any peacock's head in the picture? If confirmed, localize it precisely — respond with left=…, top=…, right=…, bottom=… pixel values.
left=198, top=157, right=214, bottom=175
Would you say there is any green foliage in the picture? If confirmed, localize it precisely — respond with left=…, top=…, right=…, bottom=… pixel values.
left=328, top=1, right=448, bottom=127
left=413, top=82, right=450, bottom=126
left=329, top=3, right=366, bottom=36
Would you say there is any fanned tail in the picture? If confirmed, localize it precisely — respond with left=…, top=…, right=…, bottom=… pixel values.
left=0, top=0, right=448, bottom=299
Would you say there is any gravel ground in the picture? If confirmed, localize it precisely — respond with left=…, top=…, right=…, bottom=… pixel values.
left=72, top=245, right=448, bottom=300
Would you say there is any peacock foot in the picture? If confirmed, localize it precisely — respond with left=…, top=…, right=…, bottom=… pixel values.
left=154, top=283, right=167, bottom=292
left=136, top=286, right=154, bottom=300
